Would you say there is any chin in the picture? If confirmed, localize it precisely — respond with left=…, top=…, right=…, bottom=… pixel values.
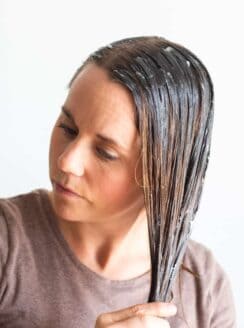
left=52, top=196, right=97, bottom=223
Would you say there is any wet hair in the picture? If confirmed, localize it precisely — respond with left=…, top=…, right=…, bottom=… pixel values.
left=68, top=36, right=214, bottom=303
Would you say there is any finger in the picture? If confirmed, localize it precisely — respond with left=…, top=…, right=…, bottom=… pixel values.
left=107, top=315, right=171, bottom=328
left=135, top=302, right=177, bottom=318
left=96, top=302, right=176, bottom=326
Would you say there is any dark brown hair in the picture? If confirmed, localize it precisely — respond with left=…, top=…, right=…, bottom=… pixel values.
left=68, top=36, right=214, bottom=303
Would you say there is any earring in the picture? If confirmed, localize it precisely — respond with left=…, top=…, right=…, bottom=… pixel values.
left=134, top=152, right=144, bottom=188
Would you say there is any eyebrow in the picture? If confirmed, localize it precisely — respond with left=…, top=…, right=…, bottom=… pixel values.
left=61, top=106, right=127, bottom=152
left=61, top=106, right=77, bottom=126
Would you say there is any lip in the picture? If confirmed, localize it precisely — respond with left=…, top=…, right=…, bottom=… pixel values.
left=54, top=182, right=81, bottom=198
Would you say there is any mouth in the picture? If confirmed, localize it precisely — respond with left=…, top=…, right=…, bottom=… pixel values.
left=54, top=181, right=82, bottom=198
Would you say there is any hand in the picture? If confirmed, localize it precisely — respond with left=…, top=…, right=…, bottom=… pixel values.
left=95, top=301, right=177, bottom=327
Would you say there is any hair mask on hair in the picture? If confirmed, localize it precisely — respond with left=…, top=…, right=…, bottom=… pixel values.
left=68, top=36, right=214, bottom=302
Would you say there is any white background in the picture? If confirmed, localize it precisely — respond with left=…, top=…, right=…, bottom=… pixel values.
left=0, top=0, right=243, bottom=325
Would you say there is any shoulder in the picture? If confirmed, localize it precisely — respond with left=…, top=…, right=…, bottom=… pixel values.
left=0, top=188, right=44, bottom=215
left=182, top=238, right=231, bottom=294
left=0, top=204, right=9, bottom=275
left=0, top=187, right=43, bottom=238
left=0, top=189, right=52, bottom=307
left=0, top=188, right=47, bottom=228
left=183, top=238, right=219, bottom=276
left=0, top=188, right=48, bottom=265
left=180, top=239, right=237, bottom=327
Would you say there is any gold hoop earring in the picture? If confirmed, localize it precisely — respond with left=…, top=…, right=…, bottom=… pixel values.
left=134, top=152, right=144, bottom=188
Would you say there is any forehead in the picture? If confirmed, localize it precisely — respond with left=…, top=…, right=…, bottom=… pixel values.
left=64, top=64, right=141, bottom=152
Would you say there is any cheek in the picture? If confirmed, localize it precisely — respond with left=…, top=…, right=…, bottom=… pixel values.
left=97, top=170, right=140, bottom=205
left=103, top=178, right=128, bottom=198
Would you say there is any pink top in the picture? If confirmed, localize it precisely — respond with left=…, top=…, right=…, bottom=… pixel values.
left=0, top=188, right=236, bottom=327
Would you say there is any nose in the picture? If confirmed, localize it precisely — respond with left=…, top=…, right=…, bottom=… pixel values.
left=57, top=139, right=86, bottom=177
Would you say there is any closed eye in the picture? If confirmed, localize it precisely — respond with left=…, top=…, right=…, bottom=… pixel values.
left=57, top=123, right=118, bottom=162
left=95, top=147, right=118, bottom=161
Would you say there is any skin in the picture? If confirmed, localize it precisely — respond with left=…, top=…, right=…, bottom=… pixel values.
left=48, top=63, right=177, bottom=326
left=95, top=302, right=177, bottom=327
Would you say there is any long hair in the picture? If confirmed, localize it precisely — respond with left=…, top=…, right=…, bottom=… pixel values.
left=68, top=36, right=214, bottom=302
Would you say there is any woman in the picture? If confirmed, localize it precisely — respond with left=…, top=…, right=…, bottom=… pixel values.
left=0, top=36, right=236, bottom=327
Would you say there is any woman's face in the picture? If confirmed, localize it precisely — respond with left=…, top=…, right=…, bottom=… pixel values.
left=48, top=63, right=145, bottom=224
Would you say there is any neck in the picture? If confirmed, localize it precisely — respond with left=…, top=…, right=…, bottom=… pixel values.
left=49, top=191, right=151, bottom=279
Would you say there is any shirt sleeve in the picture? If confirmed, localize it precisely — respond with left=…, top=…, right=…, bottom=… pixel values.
left=208, top=254, right=237, bottom=328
